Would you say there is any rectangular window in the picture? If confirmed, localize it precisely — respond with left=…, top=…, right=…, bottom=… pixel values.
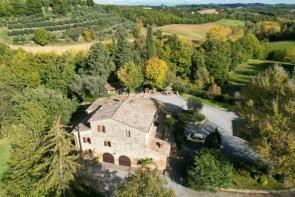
left=83, top=137, right=91, bottom=144
left=97, top=125, right=106, bottom=133
left=126, top=130, right=131, bottom=138
left=104, top=141, right=111, bottom=147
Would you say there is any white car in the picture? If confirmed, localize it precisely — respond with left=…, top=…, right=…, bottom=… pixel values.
left=186, top=133, right=206, bottom=143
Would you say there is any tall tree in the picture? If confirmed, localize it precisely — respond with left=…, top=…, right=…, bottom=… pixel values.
left=113, top=30, right=133, bottom=68
left=166, top=35, right=194, bottom=78
left=237, top=65, right=295, bottom=186
left=202, top=39, right=231, bottom=85
left=117, top=62, right=143, bottom=91
left=34, top=117, right=80, bottom=196
left=115, top=161, right=175, bottom=197
left=3, top=102, right=47, bottom=196
left=144, top=57, right=168, bottom=88
left=81, top=42, right=115, bottom=81
left=146, top=25, right=155, bottom=59
left=187, top=149, right=234, bottom=191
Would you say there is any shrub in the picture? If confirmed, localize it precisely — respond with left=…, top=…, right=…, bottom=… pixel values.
left=187, top=149, right=234, bottom=191
left=191, top=112, right=205, bottom=122
left=82, top=30, right=95, bottom=42
left=164, top=117, right=175, bottom=127
left=267, top=49, right=287, bottom=62
left=69, top=31, right=80, bottom=41
left=33, top=28, right=50, bottom=46
left=207, top=83, right=221, bottom=100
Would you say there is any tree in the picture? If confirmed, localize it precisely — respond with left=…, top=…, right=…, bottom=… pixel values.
left=144, top=57, right=168, bottom=88
left=3, top=102, right=48, bottom=196
left=237, top=65, right=295, bottom=186
left=230, top=41, right=248, bottom=71
left=13, top=86, right=77, bottom=126
left=69, top=74, right=106, bottom=99
left=187, top=97, right=203, bottom=112
left=33, top=28, right=50, bottom=46
left=202, top=39, right=231, bottom=85
left=51, top=0, right=70, bottom=15
left=26, top=0, right=42, bottom=15
left=115, top=161, right=175, bottom=197
left=238, top=34, right=264, bottom=59
left=146, top=25, right=155, bottom=59
left=82, top=42, right=115, bottom=80
left=166, top=35, right=194, bottom=78
left=187, top=149, right=234, bottom=191
left=207, top=83, right=221, bottom=99
left=40, top=54, right=76, bottom=95
left=113, top=30, right=133, bottom=68
left=86, top=0, right=94, bottom=6
left=117, top=62, right=143, bottom=91
left=34, top=117, right=80, bottom=196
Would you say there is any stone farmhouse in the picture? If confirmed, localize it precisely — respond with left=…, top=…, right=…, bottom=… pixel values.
left=72, top=94, right=171, bottom=171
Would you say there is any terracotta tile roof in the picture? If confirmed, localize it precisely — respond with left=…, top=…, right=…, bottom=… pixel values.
left=87, top=94, right=158, bottom=133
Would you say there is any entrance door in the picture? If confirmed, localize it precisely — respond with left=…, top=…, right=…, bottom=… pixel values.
left=103, top=153, right=114, bottom=164
left=118, top=155, right=131, bottom=167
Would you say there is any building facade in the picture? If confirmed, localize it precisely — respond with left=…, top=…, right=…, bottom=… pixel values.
left=72, top=94, right=171, bottom=170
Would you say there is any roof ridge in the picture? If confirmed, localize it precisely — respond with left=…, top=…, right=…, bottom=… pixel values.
left=110, top=94, right=130, bottom=119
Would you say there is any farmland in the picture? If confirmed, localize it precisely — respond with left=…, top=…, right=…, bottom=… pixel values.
left=156, top=19, right=245, bottom=41
left=0, top=6, right=134, bottom=45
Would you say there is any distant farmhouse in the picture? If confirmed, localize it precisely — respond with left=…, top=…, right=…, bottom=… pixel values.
left=72, top=94, right=171, bottom=170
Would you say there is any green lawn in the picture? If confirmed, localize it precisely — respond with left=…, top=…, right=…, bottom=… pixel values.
left=228, top=59, right=295, bottom=91
left=232, top=171, right=287, bottom=190
left=215, top=19, right=245, bottom=27
left=269, top=40, right=295, bottom=51
left=181, top=93, right=234, bottom=110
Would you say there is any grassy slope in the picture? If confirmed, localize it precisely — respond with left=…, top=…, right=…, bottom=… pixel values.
left=269, top=40, right=295, bottom=51
left=0, top=27, right=11, bottom=45
left=157, top=19, right=244, bottom=41
left=228, top=59, right=295, bottom=91
left=0, top=138, right=9, bottom=194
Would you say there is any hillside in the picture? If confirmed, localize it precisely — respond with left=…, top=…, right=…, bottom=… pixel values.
left=156, top=19, right=245, bottom=41
left=0, top=6, right=134, bottom=46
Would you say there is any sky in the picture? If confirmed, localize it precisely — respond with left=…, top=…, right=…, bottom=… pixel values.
left=94, top=0, right=293, bottom=6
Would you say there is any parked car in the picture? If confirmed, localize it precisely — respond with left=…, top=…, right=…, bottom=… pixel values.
left=186, top=133, right=206, bottom=143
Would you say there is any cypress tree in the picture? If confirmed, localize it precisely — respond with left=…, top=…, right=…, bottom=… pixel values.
left=35, top=116, right=80, bottom=196
left=146, top=25, right=155, bottom=59
left=113, top=30, right=133, bottom=68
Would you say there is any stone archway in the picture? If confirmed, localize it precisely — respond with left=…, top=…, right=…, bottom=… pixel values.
left=103, top=153, right=114, bottom=164
left=118, top=155, right=131, bottom=167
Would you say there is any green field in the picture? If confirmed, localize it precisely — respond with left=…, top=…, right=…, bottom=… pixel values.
left=215, top=19, right=245, bottom=27
left=157, top=19, right=245, bottom=41
left=0, top=138, right=9, bottom=194
left=228, top=59, right=295, bottom=93
left=269, top=40, right=295, bottom=51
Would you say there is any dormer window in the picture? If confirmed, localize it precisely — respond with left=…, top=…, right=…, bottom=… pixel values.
left=97, top=125, right=106, bottom=133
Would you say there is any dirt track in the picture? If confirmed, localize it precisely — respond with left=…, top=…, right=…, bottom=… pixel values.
left=9, top=42, right=95, bottom=54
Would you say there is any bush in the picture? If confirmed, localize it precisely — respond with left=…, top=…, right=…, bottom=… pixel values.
left=33, top=28, right=50, bottom=46
left=191, top=112, right=205, bottom=122
left=69, top=31, right=80, bottom=41
left=187, top=149, right=234, bottom=191
left=164, top=117, right=175, bottom=127
left=267, top=49, right=287, bottom=62
left=82, top=30, right=95, bottom=42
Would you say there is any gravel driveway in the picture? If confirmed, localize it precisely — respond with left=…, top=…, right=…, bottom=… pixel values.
left=152, top=94, right=237, bottom=136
